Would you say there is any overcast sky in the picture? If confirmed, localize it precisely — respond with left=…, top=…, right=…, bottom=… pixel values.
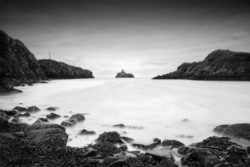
left=1, top=0, right=250, bottom=78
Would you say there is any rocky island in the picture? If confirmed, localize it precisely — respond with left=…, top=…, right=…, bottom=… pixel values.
left=115, top=69, right=135, bottom=78
left=153, top=50, right=250, bottom=80
left=0, top=30, right=94, bottom=93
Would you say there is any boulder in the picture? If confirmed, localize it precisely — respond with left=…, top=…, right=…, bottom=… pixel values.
left=96, top=131, right=123, bottom=144
left=29, top=123, right=65, bottom=131
left=0, top=116, right=10, bottom=132
left=120, top=136, right=134, bottom=143
left=213, top=125, right=229, bottom=133
left=46, top=113, right=61, bottom=119
left=26, top=128, right=68, bottom=148
left=13, top=106, right=27, bottom=112
left=113, top=124, right=126, bottom=128
left=61, top=119, right=77, bottom=127
left=223, top=123, right=250, bottom=141
left=26, top=106, right=40, bottom=112
left=162, top=139, right=184, bottom=149
left=46, top=107, right=58, bottom=111
left=0, top=111, right=10, bottom=120
left=69, top=113, right=85, bottom=122
left=33, top=118, right=49, bottom=124
left=18, top=112, right=30, bottom=117
left=0, top=109, right=18, bottom=116
left=79, top=129, right=96, bottom=135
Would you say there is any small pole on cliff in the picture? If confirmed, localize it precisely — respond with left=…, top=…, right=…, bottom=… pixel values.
left=49, top=52, right=51, bottom=59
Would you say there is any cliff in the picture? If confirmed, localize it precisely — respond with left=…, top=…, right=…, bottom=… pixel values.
left=0, top=30, right=94, bottom=93
left=0, top=30, right=45, bottom=85
left=115, top=70, right=134, bottom=78
left=153, top=50, right=250, bottom=80
left=38, top=59, right=94, bottom=79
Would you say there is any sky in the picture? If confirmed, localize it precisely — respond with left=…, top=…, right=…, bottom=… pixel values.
left=1, top=0, right=250, bottom=78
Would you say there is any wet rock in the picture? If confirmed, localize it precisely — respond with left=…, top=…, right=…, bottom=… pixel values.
left=13, top=106, right=27, bottom=112
left=12, top=131, right=26, bottom=138
left=119, top=145, right=128, bottom=151
left=162, top=139, right=184, bottom=149
left=113, top=124, right=126, bottom=128
left=146, top=148, right=175, bottom=162
left=79, top=129, right=96, bottom=135
left=0, top=111, right=10, bottom=119
left=83, top=148, right=98, bottom=158
left=108, top=159, right=130, bottom=167
left=0, top=109, right=18, bottom=116
left=223, top=123, right=250, bottom=141
left=178, top=146, right=190, bottom=155
left=0, top=116, right=10, bottom=132
left=92, top=142, right=120, bottom=157
left=153, top=138, right=162, bottom=144
left=29, top=123, right=65, bottom=131
left=61, top=119, right=77, bottom=127
left=214, top=124, right=229, bottom=133
left=18, top=112, right=30, bottom=117
left=10, top=117, right=20, bottom=124
left=26, top=128, right=68, bottom=149
left=182, top=118, right=190, bottom=122
left=196, top=136, right=238, bottom=150
left=9, top=122, right=30, bottom=133
left=69, top=113, right=85, bottom=122
left=33, top=118, right=49, bottom=124
left=247, top=146, right=250, bottom=155
left=46, top=107, right=58, bottom=111
left=46, top=113, right=61, bottom=119
left=121, top=136, right=134, bottom=143
left=26, top=106, right=40, bottom=112
left=227, top=145, right=247, bottom=158
left=159, top=158, right=177, bottom=167
left=96, top=131, right=123, bottom=144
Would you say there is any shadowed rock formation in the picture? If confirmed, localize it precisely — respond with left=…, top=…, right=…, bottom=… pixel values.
left=153, top=50, right=250, bottom=80
left=0, top=30, right=94, bottom=93
left=38, top=59, right=94, bottom=79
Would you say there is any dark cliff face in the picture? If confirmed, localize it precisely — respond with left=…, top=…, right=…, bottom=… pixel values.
left=153, top=50, right=250, bottom=80
left=115, top=70, right=134, bottom=78
left=0, top=30, right=44, bottom=80
left=38, top=59, right=94, bottom=79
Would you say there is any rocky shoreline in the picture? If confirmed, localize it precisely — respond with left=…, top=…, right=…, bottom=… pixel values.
left=1, top=106, right=250, bottom=167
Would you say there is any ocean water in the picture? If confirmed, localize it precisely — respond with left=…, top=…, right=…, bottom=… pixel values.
left=1, top=79, right=250, bottom=147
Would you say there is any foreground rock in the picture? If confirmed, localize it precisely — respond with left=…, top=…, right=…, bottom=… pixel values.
left=153, top=50, right=250, bottom=80
left=214, top=123, right=250, bottom=141
left=26, top=128, right=68, bottom=149
left=61, top=113, right=85, bottom=127
left=115, top=69, right=135, bottom=78
left=38, top=59, right=94, bottom=79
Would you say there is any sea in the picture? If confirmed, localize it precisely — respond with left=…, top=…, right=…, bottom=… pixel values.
left=1, top=78, right=250, bottom=148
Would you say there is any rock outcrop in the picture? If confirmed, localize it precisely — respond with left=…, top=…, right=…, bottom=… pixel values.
left=38, top=59, right=94, bottom=79
left=115, top=69, right=134, bottom=78
left=0, top=30, right=94, bottom=93
left=0, top=30, right=45, bottom=92
left=214, top=123, right=250, bottom=141
left=153, top=50, right=250, bottom=80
